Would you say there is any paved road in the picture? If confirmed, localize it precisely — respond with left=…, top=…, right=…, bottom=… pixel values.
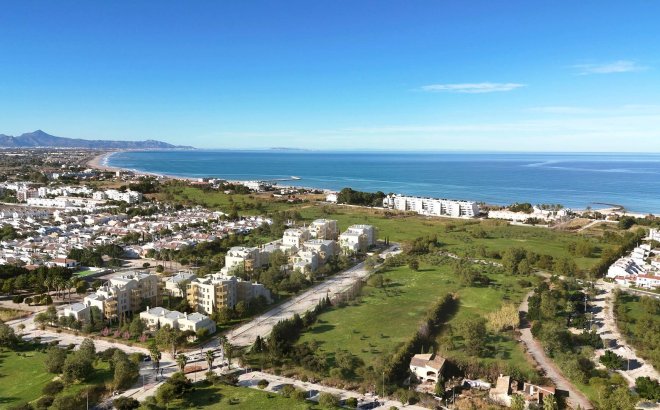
left=518, top=291, right=594, bottom=410
left=238, top=371, right=431, bottom=410
left=592, top=280, right=660, bottom=385
left=224, top=244, right=400, bottom=347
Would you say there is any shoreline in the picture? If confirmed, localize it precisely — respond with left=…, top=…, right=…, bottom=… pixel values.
left=86, top=151, right=654, bottom=218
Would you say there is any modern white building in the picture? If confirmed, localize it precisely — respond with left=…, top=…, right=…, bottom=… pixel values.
left=383, top=194, right=479, bottom=218
left=58, top=302, right=91, bottom=322
left=104, top=189, right=143, bottom=204
left=224, top=246, right=268, bottom=274
left=339, top=224, right=376, bottom=253
left=83, top=272, right=161, bottom=319
left=140, top=306, right=216, bottom=335
left=303, top=239, right=339, bottom=262
left=282, top=228, right=311, bottom=249
left=309, top=219, right=339, bottom=240
left=488, top=206, right=571, bottom=223
left=186, top=273, right=271, bottom=315
left=164, top=271, right=197, bottom=297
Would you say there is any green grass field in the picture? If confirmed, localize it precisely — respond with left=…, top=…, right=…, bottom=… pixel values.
left=153, top=185, right=293, bottom=215
left=0, top=348, right=53, bottom=405
left=159, top=383, right=336, bottom=410
left=299, top=204, right=613, bottom=272
left=298, top=262, right=536, bottom=377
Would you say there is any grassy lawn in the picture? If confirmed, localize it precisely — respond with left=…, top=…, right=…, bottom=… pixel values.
left=160, top=383, right=336, bottom=410
left=298, top=262, right=536, bottom=377
left=75, top=269, right=101, bottom=277
left=152, top=185, right=293, bottom=215
left=0, top=307, right=30, bottom=322
left=298, top=204, right=613, bottom=272
left=0, top=347, right=53, bottom=405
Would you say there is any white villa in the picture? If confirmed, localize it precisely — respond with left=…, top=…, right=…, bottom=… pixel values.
left=409, top=353, right=446, bottom=383
left=140, top=306, right=216, bottom=335
left=57, top=302, right=91, bottom=322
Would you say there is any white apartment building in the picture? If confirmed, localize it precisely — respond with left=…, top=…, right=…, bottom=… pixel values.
left=140, top=306, right=216, bottom=335
left=104, top=189, right=143, bottom=204
left=339, top=224, right=376, bottom=253
left=282, top=228, right=311, bottom=250
left=292, top=250, right=319, bottom=274
left=186, top=273, right=271, bottom=315
left=164, top=271, right=198, bottom=297
left=83, top=272, right=161, bottom=319
left=224, top=246, right=268, bottom=273
left=488, top=207, right=571, bottom=223
left=383, top=194, right=479, bottom=218
left=303, top=239, right=339, bottom=262
left=309, top=219, right=339, bottom=240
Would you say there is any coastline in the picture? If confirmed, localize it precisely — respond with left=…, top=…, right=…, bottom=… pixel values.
left=87, top=151, right=653, bottom=217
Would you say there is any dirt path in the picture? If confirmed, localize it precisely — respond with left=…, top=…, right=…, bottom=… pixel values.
left=519, top=291, right=593, bottom=409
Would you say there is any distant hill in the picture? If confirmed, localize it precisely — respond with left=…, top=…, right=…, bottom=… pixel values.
left=0, top=130, right=193, bottom=149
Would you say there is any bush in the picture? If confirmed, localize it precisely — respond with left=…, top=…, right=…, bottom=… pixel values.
left=34, top=396, right=54, bottom=410
left=318, top=392, right=339, bottom=409
left=42, top=380, right=64, bottom=396
left=345, top=397, right=358, bottom=408
left=113, top=397, right=140, bottom=410
left=280, top=384, right=296, bottom=397
left=257, top=379, right=269, bottom=389
left=12, top=295, right=25, bottom=303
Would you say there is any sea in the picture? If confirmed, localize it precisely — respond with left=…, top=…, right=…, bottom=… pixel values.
left=107, top=150, right=660, bottom=214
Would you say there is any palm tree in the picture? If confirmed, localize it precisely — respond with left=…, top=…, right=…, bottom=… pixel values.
left=225, top=343, right=234, bottom=369
left=176, top=353, right=188, bottom=373
left=205, top=350, right=214, bottom=372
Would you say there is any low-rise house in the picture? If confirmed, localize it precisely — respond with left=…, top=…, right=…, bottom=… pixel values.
left=409, top=353, right=446, bottom=383
left=58, top=302, right=91, bottom=322
left=489, top=375, right=513, bottom=406
left=140, top=306, right=216, bottom=335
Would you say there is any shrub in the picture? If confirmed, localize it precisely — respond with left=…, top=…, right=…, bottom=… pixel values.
left=257, top=379, right=269, bottom=389
left=34, top=396, right=54, bottom=410
left=345, top=397, right=358, bottom=408
left=280, top=384, right=295, bottom=397
left=42, top=380, right=64, bottom=396
left=318, top=392, right=339, bottom=409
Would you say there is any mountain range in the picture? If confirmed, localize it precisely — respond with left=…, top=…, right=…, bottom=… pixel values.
left=0, top=130, right=192, bottom=149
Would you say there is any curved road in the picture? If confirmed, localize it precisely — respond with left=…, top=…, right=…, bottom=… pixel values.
left=519, top=291, right=593, bottom=410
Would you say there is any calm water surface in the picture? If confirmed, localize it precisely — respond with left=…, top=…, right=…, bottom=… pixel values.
left=108, top=150, right=660, bottom=213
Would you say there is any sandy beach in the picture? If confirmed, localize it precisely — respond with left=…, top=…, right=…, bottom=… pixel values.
left=86, top=151, right=121, bottom=172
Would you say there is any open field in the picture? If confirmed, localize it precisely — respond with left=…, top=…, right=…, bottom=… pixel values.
left=0, top=307, right=30, bottom=322
left=298, top=262, right=536, bottom=377
left=151, top=185, right=295, bottom=215
left=160, top=383, right=337, bottom=410
left=0, top=347, right=53, bottom=405
left=299, top=204, right=613, bottom=272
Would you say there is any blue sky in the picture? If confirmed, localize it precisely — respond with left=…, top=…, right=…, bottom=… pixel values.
left=1, top=1, right=659, bottom=151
